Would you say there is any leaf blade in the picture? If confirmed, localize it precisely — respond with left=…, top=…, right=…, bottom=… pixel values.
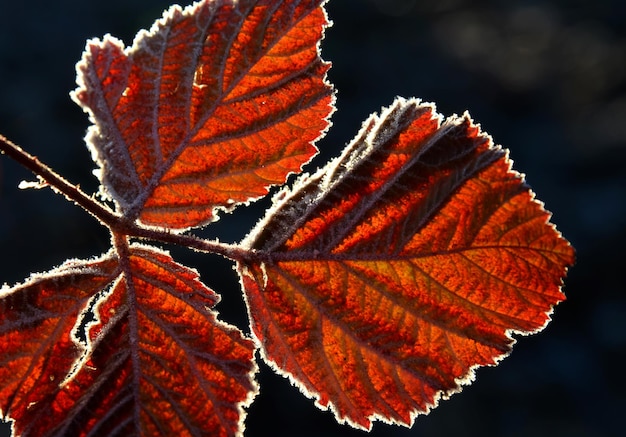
left=1, top=247, right=257, bottom=437
left=72, top=0, right=333, bottom=229
left=0, top=254, right=120, bottom=435
left=238, top=97, right=575, bottom=429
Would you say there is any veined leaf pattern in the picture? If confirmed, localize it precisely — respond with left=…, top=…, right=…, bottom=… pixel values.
left=72, top=0, right=333, bottom=229
left=238, top=97, right=575, bottom=429
left=1, top=246, right=256, bottom=437
left=0, top=0, right=576, bottom=434
left=0, top=256, right=119, bottom=431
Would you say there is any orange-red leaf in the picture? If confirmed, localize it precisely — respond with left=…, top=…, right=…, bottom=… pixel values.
left=72, top=0, right=333, bottom=230
left=238, top=97, right=575, bottom=429
left=0, top=256, right=119, bottom=430
left=1, top=247, right=257, bottom=436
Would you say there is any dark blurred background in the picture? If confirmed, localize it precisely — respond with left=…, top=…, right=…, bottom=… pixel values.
left=1, top=0, right=624, bottom=436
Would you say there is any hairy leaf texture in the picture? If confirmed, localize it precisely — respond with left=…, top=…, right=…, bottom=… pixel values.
left=72, top=0, right=333, bottom=230
left=0, top=257, right=119, bottom=430
left=0, top=246, right=257, bottom=437
left=0, top=0, right=576, bottom=434
left=238, top=97, right=575, bottom=429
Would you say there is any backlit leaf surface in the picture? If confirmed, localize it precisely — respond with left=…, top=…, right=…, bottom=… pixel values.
left=0, top=246, right=257, bottom=436
left=0, top=0, right=576, bottom=434
left=238, top=97, right=575, bottom=429
left=0, top=256, right=119, bottom=431
left=72, top=0, right=333, bottom=229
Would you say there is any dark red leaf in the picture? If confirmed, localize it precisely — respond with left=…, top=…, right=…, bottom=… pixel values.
left=1, top=0, right=576, bottom=434
left=72, top=0, right=333, bottom=229
left=0, top=255, right=119, bottom=433
left=1, top=247, right=257, bottom=436
left=238, top=97, right=575, bottom=429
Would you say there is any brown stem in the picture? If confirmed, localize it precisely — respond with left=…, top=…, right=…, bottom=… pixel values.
left=0, top=133, right=256, bottom=263
left=128, top=226, right=254, bottom=262
left=0, top=133, right=119, bottom=226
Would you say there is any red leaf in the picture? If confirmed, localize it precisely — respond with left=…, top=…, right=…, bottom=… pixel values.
left=1, top=247, right=257, bottom=436
left=1, top=0, right=575, bottom=434
left=0, top=256, right=119, bottom=430
left=238, top=97, right=575, bottom=429
left=72, top=0, right=333, bottom=230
